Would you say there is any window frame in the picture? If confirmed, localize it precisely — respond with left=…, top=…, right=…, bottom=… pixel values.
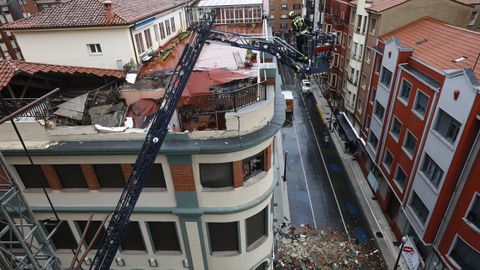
left=170, top=17, right=176, bottom=32
left=382, top=149, right=394, bottom=172
left=390, top=117, right=403, bottom=142
left=246, top=207, right=268, bottom=251
left=368, top=131, right=379, bottom=151
left=119, top=221, right=147, bottom=252
left=412, top=90, right=429, bottom=119
left=464, top=192, right=480, bottom=233
left=87, top=43, right=102, bottom=55
left=373, top=101, right=385, bottom=122
left=420, top=153, right=444, bottom=190
left=207, top=221, right=240, bottom=255
left=147, top=221, right=182, bottom=253
left=448, top=235, right=480, bottom=269
left=380, top=66, right=392, bottom=89
left=402, top=130, right=417, bottom=158
left=433, top=109, right=462, bottom=145
left=398, top=78, right=412, bottom=105
left=243, top=151, right=265, bottom=181
left=369, top=17, right=377, bottom=35
left=409, top=191, right=430, bottom=226
left=199, top=163, right=234, bottom=189
left=393, top=165, right=407, bottom=191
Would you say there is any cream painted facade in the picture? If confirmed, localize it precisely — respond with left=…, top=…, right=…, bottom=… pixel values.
left=12, top=7, right=189, bottom=70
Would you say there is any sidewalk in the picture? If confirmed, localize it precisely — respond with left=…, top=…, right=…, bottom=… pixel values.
left=310, top=79, right=407, bottom=270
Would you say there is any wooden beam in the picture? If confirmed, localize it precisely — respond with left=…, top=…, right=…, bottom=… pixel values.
left=9, top=79, right=53, bottom=90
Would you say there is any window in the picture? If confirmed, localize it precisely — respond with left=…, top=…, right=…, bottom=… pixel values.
left=383, top=150, right=393, bottom=170
left=145, top=164, right=166, bottom=188
left=360, top=73, right=367, bottom=89
left=93, top=164, right=125, bottom=188
left=200, top=163, right=233, bottom=188
left=368, top=132, right=379, bottom=149
left=208, top=222, right=239, bottom=252
left=134, top=33, right=145, bottom=54
left=449, top=237, right=480, bottom=269
left=243, top=151, right=265, bottom=180
left=365, top=47, right=372, bottom=63
left=390, top=117, right=402, bottom=139
left=369, top=17, right=377, bottom=34
left=153, top=24, right=159, bottom=42
left=434, top=109, right=461, bottom=144
left=170, top=17, right=176, bottom=32
left=280, top=23, right=288, bottom=29
left=159, top=22, right=166, bottom=39
left=340, top=56, right=344, bottom=71
left=421, top=154, right=444, bottom=188
left=373, top=101, right=385, bottom=121
left=410, top=191, right=429, bottom=224
left=165, top=20, right=171, bottom=36
left=329, top=73, right=338, bottom=87
left=246, top=207, right=267, bottom=249
left=333, top=53, right=339, bottom=67
left=466, top=194, right=480, bottom=230
left=76, top=220, right=106, bottom=249
left=270, top=15, right=274, bottom=19
left=144, top=29, right=152, bottom=48
left=380, top=67, right=392, bottom=88
left=54, top=165, right=88, bottom=188
left=413, top=91, right=429, bottom=117
left=335, top=31, right=342, bottom=46
left=281, top=4, right=287, bottom=10
left=394, top=166, right=407, bottom=190
left=355, top=14, right=362, bottom=32
left=468, top=11, right=478, bottom=26
left=370, top=88, right=376, bottom=103
left=148, top=222, right=181, bottom=252
left=375, top=56, right=382, bottom=74
left=120, top=221, right=146, bottom=251
left=398, top=79, right=412, bottom=103
left=403, top=131, right=417, bottom=156
left=44, top=221, right=77, bottom=250
left=87, top=44, right=102, bottom=55
left=293, top=4, right=301, bottom=9
left=15, top=165, right=48, bottom=189
left=280, top=14, right=287, bottom=19
left=365, top=116, right=371, bottom=131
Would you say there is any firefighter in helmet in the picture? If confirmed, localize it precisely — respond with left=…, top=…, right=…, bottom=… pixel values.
left=289, top=11, right=309, bottom=52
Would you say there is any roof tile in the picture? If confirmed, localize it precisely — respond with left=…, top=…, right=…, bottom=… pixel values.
left=3, top=0, right=192, bottom=30
left=382, top=17, right=480, bottom=78
left=0, top=60, right=124, bottom=90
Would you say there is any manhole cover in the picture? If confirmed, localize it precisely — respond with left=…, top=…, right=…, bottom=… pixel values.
left=376, top=232, right=384, bottom=238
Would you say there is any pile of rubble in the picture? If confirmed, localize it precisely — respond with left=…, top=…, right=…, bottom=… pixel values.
left=274, top=225, right=386, bottom=269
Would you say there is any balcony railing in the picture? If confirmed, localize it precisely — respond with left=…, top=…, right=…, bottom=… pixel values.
left=0, top=98, right=53, bottom=120
left=189, top=81, right=267, bottom=114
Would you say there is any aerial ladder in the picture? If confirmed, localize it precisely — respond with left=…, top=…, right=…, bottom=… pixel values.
left=0, top=12, right=335, bottom=270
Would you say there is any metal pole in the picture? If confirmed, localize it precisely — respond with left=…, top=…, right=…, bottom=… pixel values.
left=393, top=236, right=407, bottom=270
left=283, top=150, right=288, bottom=182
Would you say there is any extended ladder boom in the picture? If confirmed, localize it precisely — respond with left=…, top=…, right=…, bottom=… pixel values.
left=90, top=13, right=215, bottom=270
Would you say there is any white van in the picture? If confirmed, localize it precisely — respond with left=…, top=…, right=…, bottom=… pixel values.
left=301, top=79, right=311, bottom=94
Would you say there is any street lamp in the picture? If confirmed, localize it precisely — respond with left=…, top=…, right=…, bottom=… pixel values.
left=393, top=236, right=407, bottom=270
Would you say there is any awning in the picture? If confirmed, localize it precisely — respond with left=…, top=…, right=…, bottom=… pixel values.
left=336, top=112, right=359, bottom=142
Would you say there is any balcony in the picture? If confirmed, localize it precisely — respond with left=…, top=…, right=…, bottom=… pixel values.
left=180, top=81, right=267, bottom=132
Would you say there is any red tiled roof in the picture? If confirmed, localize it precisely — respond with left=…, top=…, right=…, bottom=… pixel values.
left=3, top=0, right=192, bottom=30
left=381, top=17, right=480, bottom=77
left=455, top=0, right=480, bottom=5
left=0, top=60, right=124, bottom=89
left=350, top=0, right=408, bottom=12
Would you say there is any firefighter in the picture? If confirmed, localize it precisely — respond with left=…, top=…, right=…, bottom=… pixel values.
left=289, top=11, right=309, bottom=53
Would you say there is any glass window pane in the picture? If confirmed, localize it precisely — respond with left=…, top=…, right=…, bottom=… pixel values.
left=148, top=222, right=181, bottom=252
left=246, top=207, right=267, bottom=248
left=200, top=163, right=233, bottom=188
left=208, top=222, right=239, bottom=252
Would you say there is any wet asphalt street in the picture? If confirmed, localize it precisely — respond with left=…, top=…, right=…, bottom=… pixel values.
left=279, top=64, right=382, bottom=249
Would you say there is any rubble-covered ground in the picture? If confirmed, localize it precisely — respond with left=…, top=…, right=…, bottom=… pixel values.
left=274, top=225, right=387, bottom=269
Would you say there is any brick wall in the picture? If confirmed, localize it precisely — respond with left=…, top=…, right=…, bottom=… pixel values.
left=80, top=164, right=100, bottom=190
left=233, top=161, right=244, bottom=188
left=40, top=165, right=62, bottom=190
left=170, top=164, right=196, bottom=192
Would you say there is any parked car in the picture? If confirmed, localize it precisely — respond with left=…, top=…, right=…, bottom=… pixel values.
left=301, top=79, right=311, bottom=94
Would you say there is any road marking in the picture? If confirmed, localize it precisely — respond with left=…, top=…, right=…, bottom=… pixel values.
left=299, top=89, right=351, bottom=241
left=292, top=115, right=317, bottom=228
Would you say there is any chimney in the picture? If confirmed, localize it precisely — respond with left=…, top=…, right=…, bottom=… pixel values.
left=103, top=0, right=114, bottom=23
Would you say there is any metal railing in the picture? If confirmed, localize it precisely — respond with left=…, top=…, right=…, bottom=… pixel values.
left=189, top=81, right=266, bottom=114
left=0, top=98, right=53, bottom=120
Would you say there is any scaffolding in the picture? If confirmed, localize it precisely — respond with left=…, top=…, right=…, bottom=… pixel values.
left=0, top=152, right=60, bottom=270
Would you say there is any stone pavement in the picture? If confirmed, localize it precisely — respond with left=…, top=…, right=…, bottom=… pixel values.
left=310, top=78, right=407, bottom=270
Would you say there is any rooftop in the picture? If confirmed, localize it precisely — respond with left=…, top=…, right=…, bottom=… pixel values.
left=0, top=60, right=124, bottom=90
left=3, top=0, right=193, bottom=30
left=382, top=17, right=480, bottom=78
left=350, top=0, right=408, bottom=12
left=197, top=0, right=263, bottom=7
left=455, top=0, right=480, bottom=5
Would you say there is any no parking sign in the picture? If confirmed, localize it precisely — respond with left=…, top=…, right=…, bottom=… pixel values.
left=401, top=236, right=420, bottom=270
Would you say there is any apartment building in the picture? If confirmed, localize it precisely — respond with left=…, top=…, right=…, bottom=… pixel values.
left=2, top=0, right=195, bottom=70
left=358, top=17, right=480, bottom=269
left=323, top=0, right=352, bottom=111
left=0, top=1, right=281, bottom=267
left=333, top=0, right=472, bottom=131
left=194, top=0, right=263, bottom=25
left=269, top=0, right=302, bottom=34
left=0, top=0, right=39, bottom=60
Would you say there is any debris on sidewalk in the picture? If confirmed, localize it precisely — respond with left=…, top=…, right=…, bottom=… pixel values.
left=274, top=224, right=386, bottom=269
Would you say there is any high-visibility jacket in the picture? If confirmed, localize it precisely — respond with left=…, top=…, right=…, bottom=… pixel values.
left=292, top=16, right=308, bottom=36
